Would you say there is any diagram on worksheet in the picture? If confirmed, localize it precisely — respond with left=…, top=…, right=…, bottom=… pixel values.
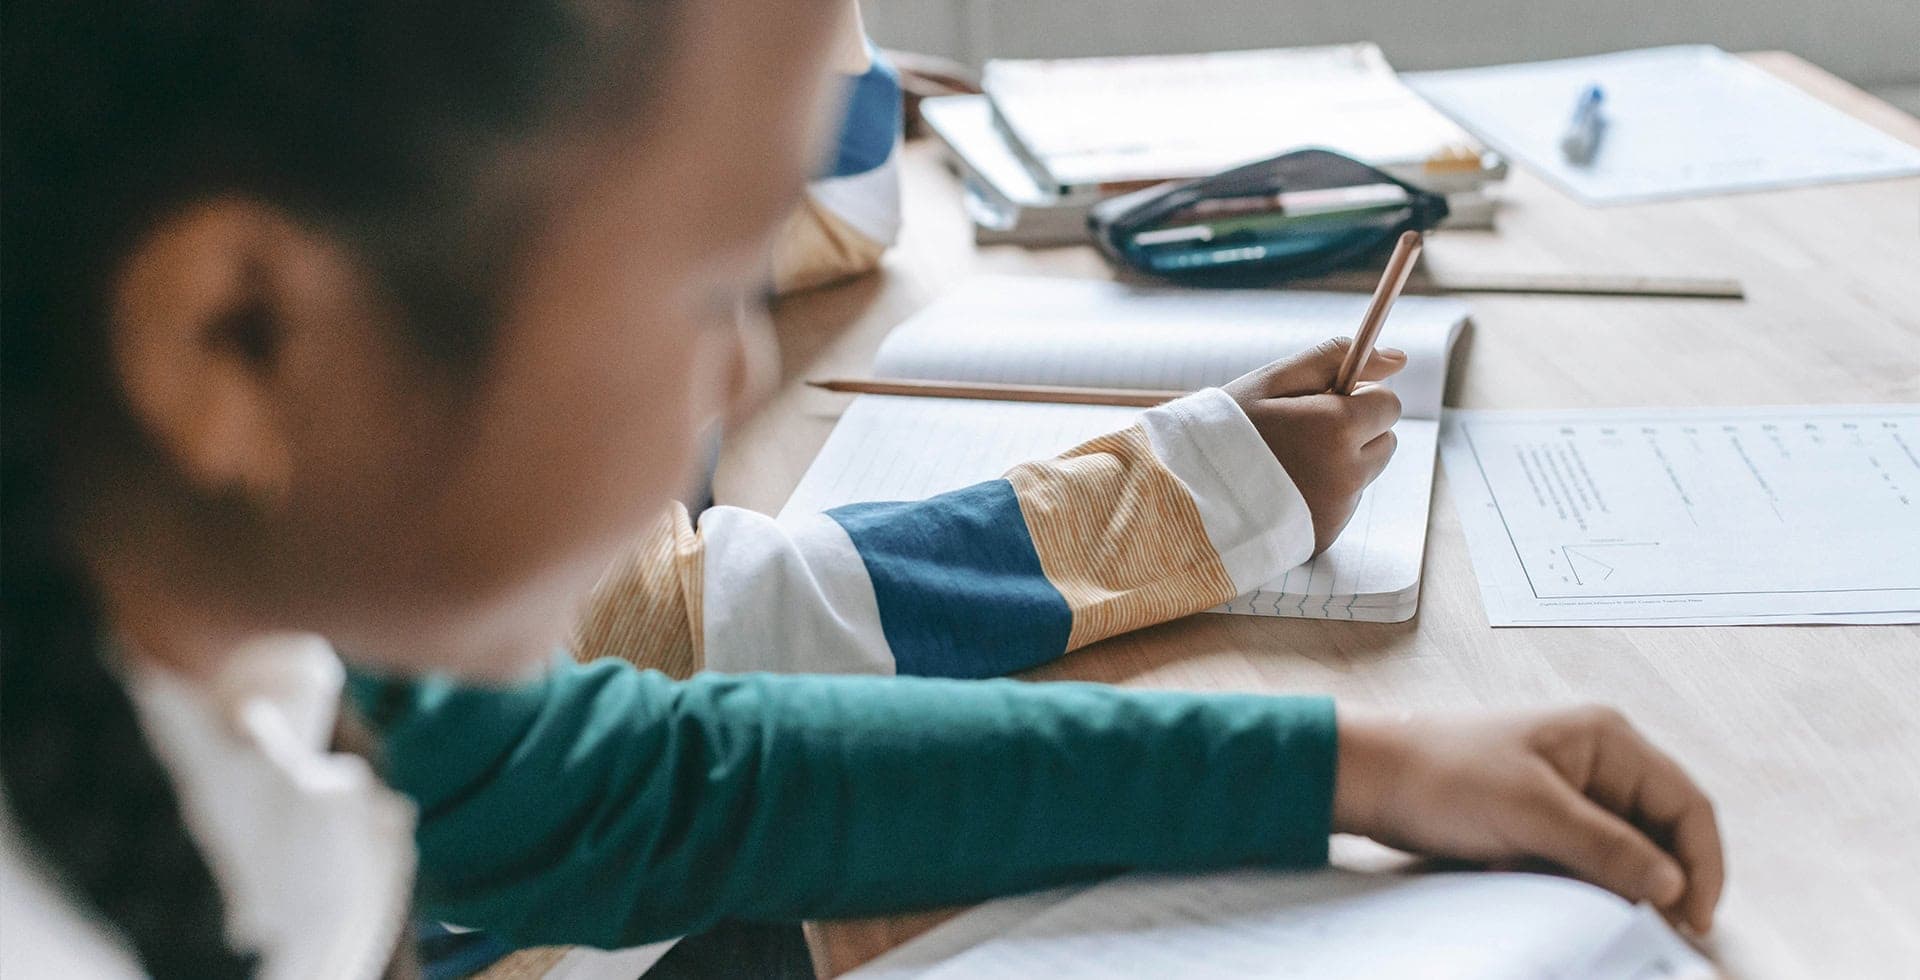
left=1553, top=542, right=1660, bottom=586
left=1440, top=406, right=1920, bottom=625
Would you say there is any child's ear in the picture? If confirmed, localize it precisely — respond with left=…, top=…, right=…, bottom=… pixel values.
left=109, top=199, right=367, bottom=509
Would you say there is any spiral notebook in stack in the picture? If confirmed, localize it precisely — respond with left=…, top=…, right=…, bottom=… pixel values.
left=780, top=276, right=1469, bottom=622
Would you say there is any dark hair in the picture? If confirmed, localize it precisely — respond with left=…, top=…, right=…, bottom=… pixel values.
left=2, top=3, right=679, bottom=975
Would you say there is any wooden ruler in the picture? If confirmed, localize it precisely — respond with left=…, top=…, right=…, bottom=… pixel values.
left=1299, top=269, right=1745, bottom=300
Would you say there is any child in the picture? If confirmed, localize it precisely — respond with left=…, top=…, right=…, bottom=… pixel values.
left=0, top=3, right=1723, bottom=977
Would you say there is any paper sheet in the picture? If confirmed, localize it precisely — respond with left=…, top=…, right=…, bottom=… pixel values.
left=871, top=276, right=1467, bottom=420
left=780, top=397, right=1437, bottom=620
left=982, top=43, right=1481, bottom=188
left=1404, top=46, right=1920, bottom=205
left=1440, top=406, right=1920, bottom=626
left=779, top=397, right=1139, bottom=519
left=847, top=869, right=1713, bottom=980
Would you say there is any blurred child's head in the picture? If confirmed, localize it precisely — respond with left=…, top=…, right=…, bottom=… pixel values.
left=4, top=0, right=847, bottom=678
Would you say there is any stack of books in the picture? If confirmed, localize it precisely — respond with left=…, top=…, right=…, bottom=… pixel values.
left=922, top=43, right=1506, bottom=246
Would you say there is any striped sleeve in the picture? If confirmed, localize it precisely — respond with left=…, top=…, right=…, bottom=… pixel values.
left=575, top=388, right=1315, bottom=680
left=573, top=505, right=705, bottom=679
left=770, top=24, right=902, bottom=295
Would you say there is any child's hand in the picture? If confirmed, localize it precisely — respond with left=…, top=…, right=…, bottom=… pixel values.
left=1221, top=339, right=1408, bottom=554
left=1334, top=705, right=1726, bottom=934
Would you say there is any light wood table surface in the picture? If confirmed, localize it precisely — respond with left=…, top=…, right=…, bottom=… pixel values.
left=712, top=52, right=1920, bottom=980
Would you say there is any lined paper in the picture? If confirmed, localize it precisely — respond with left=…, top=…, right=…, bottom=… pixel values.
left=780, top=397, right=1138, bottom=518
left=871, top=276, right=1466, bottom=420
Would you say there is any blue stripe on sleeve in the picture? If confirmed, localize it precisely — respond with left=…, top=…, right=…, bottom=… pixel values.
left=823, top=47, right=902, bottom=179
left=827, top=480, right=1071, bottom=678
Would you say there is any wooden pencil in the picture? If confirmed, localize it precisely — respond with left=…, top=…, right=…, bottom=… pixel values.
left=805, top=378, right=1184, bottom=408
left=1333, top=230, right=1424, bottom=395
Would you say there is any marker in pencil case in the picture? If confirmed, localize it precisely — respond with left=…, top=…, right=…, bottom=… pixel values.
left=1131, top=205, right=1409, bottom=251
left=1165, top=183, right=1410, bottom=222
left=1128, top=183, right=1414, bottom=264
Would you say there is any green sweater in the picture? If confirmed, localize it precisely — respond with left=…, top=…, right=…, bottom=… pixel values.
left=349, top=658, right=1336, bottom=949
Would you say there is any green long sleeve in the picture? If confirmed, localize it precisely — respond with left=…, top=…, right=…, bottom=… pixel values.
left=350, top=658, right=1336, bottom=949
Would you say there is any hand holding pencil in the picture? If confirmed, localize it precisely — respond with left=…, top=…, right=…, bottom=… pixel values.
left=1222, top=231, right=1424, bottom=553
left=1222, top=338, right=1406, bottom=555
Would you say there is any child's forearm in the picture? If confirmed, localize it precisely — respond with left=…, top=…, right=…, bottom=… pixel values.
left=353, top=660, right=1335, bottom=949
left=770, top=17, right=902, bottom=295
left=577, top=389, right=1315, bottom=680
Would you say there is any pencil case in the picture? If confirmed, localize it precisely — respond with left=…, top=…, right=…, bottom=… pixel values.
left=1089, top=147, right=1449, bottom=285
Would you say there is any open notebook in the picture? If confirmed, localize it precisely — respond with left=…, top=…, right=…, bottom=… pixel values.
left=844, top=868, right=1712, bottom=979
left=779, top=276, right=1469, bottom=622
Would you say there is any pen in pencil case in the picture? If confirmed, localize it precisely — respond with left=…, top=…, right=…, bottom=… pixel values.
left=1131, top=205, right=1409, bottom=250
left=1168, top=183, right=1412, bottom=221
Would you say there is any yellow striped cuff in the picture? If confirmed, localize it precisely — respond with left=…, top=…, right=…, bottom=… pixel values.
left=1006, top=424, right=1238, bottom=651
left=572, top=503, right=705, bottom=679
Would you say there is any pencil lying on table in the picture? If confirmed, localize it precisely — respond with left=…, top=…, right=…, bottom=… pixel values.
left=805, top=377, right=1185, bottom=408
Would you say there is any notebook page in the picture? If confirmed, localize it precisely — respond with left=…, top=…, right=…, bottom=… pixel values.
left=849, top=869, right=1712, bottom=980
left=1222, top=418, right=1436, bottom=619
left=870, top=276, right=1466, bottom=420
left=777, top=397, right=1139, bottom=520
left=779, top=397, right=1435, bottom=613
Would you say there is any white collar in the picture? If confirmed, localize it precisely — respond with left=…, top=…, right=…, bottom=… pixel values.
left=123, top=634, right=418, bottom=980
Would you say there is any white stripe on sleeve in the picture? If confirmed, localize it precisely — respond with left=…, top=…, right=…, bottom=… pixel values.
left=1137, top=388, right=1316, bottom=594
left=806, top=149, right=901, bottom=248
left=697, top=507, right=896, bottom=675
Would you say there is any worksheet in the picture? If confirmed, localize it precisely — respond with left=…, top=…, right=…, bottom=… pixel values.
left=1440, top=406, right=1920, bottom=626
left=1404, top=46, right=1920, bottom=205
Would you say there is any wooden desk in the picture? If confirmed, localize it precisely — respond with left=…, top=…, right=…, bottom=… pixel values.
left=711, top=52, right=1920, bottom=979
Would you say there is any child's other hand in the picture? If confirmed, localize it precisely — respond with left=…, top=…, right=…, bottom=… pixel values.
left=1334, top=705, right=1726, bottom=934
left=1221, top=339, right=1407, bottom=554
